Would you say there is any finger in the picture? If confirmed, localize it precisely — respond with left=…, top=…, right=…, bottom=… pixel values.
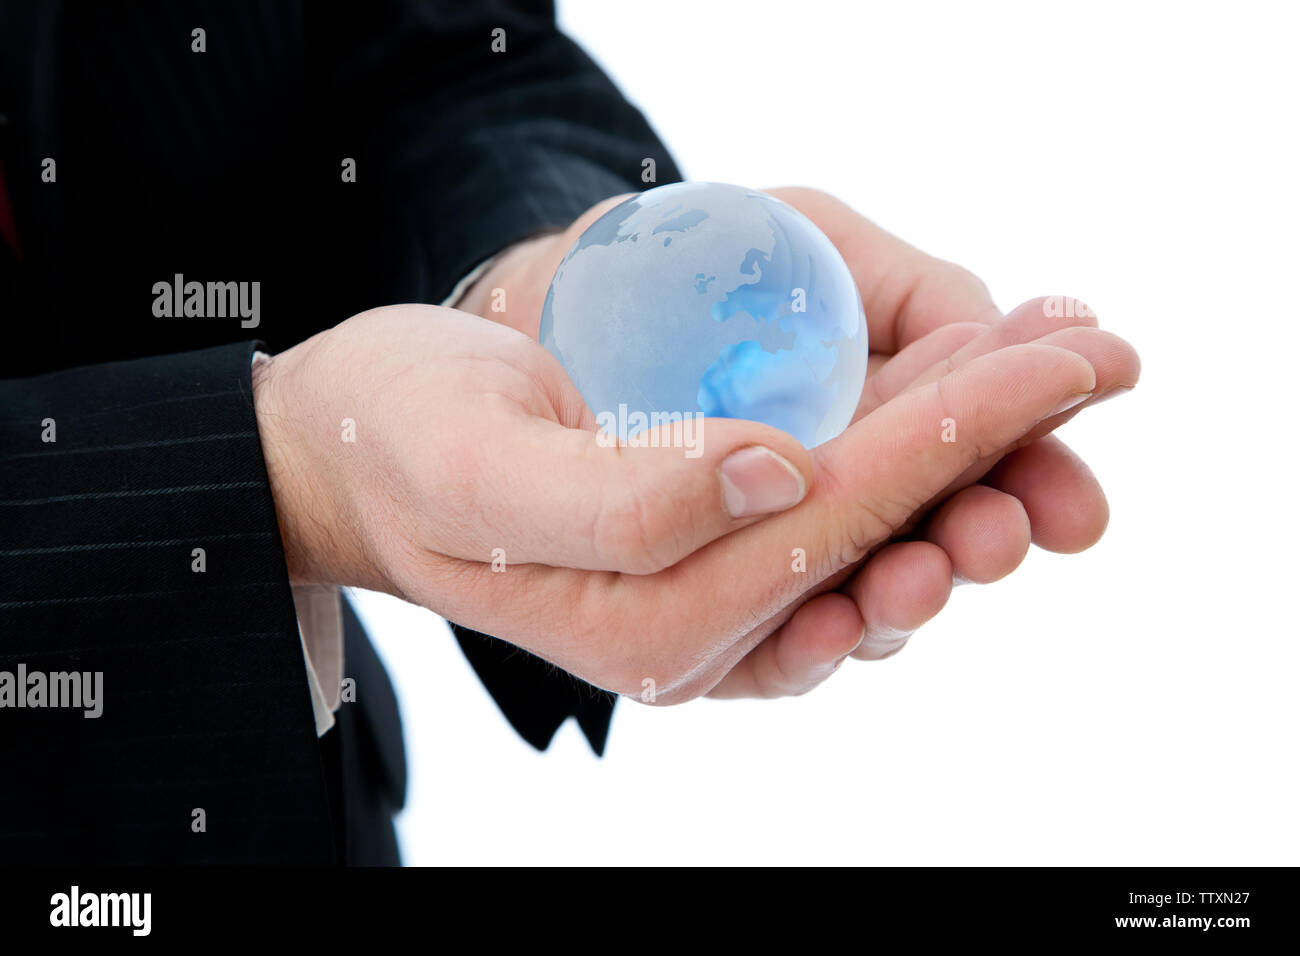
left=943, top=295, right=1100, bottom=363
left=638, top=342, right=1099, bottom=694
left=485, top=413, right=814, bottom=574
left=856, top=322, right=988, bottom=422
left=984, top=435, right=1109, bottom=553
left=705, top=592, right=863, bottom=699
left=765, top=187, right=1002, bottom=352
left=435, top=343, right=1103, bottom=699
left=906, top=325, right=1140, bottom=520
left=813, top=342, right=1095, bottom=545
left=860, top=295, right=1104, bottom=418
left=923, top=485, right=1031, bottom=584
left=845, top=540, right=953, bottom=660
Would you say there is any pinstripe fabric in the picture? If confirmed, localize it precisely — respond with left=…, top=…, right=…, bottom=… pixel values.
left=0, top=343, right=335, bottom=864
left=0, top=0, right=682, bottom=863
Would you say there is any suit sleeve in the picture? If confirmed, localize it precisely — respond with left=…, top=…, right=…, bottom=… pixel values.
left=325, top=0, right=682, bottom=751
left=0, top=343, right=334, bottom=864
left=325, top=0, right=683, bottom=302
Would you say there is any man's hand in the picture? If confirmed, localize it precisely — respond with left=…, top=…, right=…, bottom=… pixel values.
left=713, top=188, right=1136, bottom=694
left=457, top=186, right=1140, bottom=698
left=253, top=305, right=815, bottom=591
left=252, top=294, right=1137, bottom=704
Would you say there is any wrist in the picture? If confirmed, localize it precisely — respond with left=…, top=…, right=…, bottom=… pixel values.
left=251, top=338, right=384, bottom=592
left=459, top=191, right=639, bottom=336
left=457, top=232, right=565, bottom=336
left=251, top=348, right=313, bottom=583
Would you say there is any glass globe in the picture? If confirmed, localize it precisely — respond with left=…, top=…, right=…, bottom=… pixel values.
left=540, top=182, right=868, bottom=448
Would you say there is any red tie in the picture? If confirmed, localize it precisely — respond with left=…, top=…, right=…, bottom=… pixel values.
left=0, top=160, right=22, bottom=260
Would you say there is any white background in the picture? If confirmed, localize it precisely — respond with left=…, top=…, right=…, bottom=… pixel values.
left=352, top=0, right=1300, bottom=864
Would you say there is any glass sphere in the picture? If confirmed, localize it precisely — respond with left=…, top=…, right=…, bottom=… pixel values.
left=540, top=182, right=868, bottom=448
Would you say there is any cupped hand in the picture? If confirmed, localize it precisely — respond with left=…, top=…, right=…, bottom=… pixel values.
left=709, top=187, right=1140, bottom=695
left=253, top=293, right=1137, bottom=705
left=458, top=186, right=1140, bottom=699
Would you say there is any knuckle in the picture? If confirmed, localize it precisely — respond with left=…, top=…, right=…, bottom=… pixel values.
left=933, top=375, right=998, bottom=462
left=815, top=459, right=899, bottom=568
left=835, top=501, right=896, bottom=566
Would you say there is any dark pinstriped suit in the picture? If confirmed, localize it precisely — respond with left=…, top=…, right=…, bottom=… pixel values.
left=0, top=0, right=680, bottom=864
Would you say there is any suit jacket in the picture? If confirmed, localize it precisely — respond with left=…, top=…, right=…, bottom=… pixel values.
left=0, top=0, right=681, bottom=864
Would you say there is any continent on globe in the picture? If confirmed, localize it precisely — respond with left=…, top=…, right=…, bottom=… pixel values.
left=539, top=182, right=869, bottom=448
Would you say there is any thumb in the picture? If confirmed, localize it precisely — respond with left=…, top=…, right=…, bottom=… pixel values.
left=488, top=415, right=814, bottom=574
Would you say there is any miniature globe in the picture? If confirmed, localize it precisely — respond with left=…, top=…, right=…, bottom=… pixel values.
left=539, top=182, right=868, bottom=448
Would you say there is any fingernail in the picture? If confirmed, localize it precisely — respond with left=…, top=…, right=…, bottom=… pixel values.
left=876, top=635, right=912, bottom=660
left=1091, top=384, right=1135, bottom=406
left=866, top=624, right=913, bottom=655
left=1047, top=392, right=1092, bottom=418
left=720, top=446, right=807, bottom=518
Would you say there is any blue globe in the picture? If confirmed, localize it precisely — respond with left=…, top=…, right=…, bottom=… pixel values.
left=540, top=182, right=868, bottom=448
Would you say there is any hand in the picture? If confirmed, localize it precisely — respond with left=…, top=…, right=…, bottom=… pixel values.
left=458, top=187, right=1140, bottom=698
left=715, top=187, right=1136, bottom=694
left=252, top=294, right=1136, bottom=704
